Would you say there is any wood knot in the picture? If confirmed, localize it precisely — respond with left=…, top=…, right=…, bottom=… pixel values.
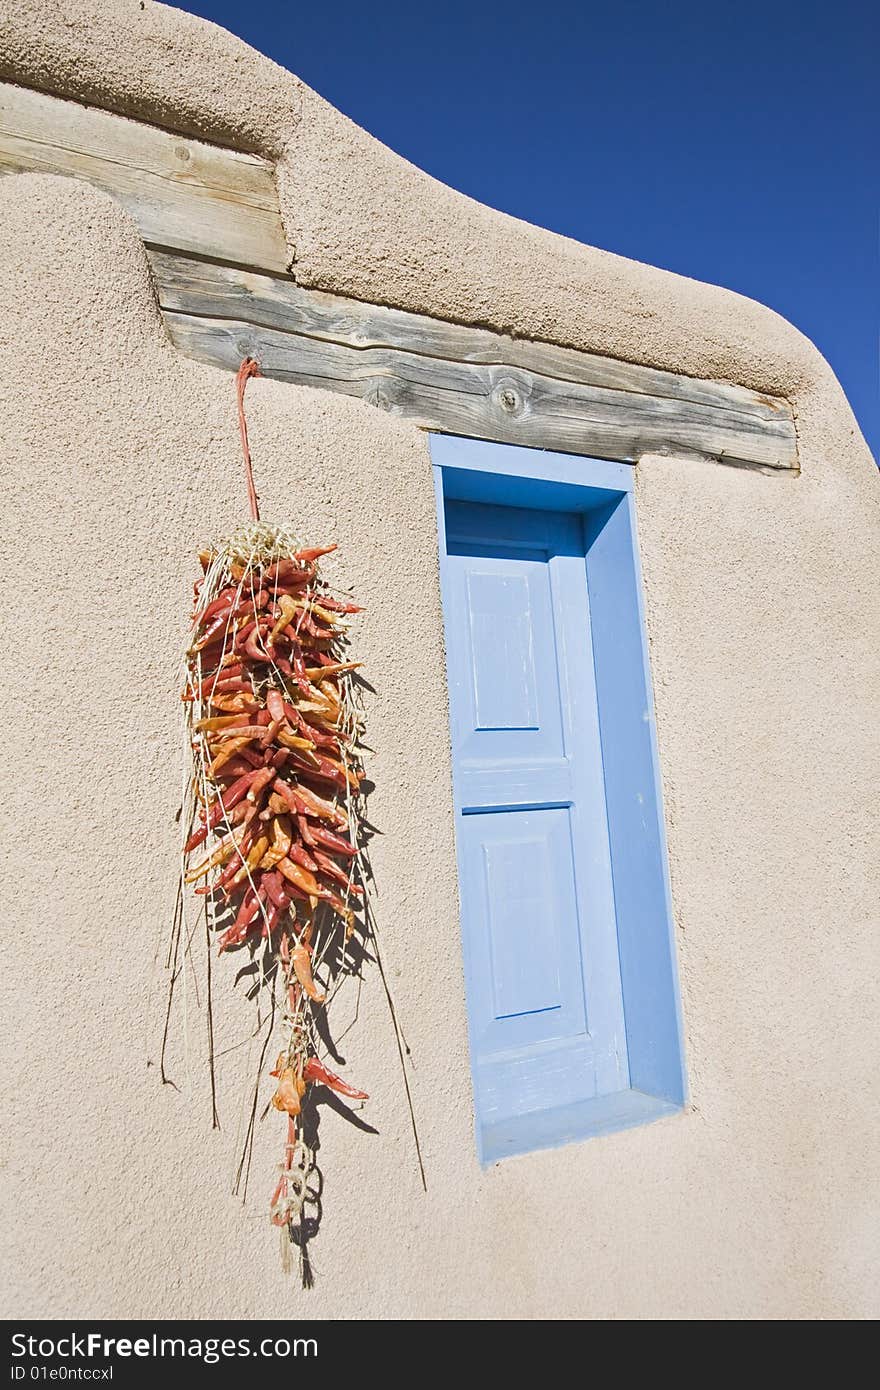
left=493, top=378, right=526, bottom=417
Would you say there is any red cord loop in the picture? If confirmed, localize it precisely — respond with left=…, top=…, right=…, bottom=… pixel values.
left=236, top=357, right=262, bottom=522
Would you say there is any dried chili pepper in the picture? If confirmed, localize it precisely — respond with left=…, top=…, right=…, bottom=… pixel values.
left=177, top=522, right=368, bottom=1272
left=303, top=1057, right=368, bottom=1100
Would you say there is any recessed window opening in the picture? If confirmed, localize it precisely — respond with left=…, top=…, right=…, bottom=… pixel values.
left=432, top=435, right=686, bottom=1164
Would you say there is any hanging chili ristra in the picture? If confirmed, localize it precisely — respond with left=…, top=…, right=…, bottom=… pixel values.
left=174, top=359, right=369, bottom=1278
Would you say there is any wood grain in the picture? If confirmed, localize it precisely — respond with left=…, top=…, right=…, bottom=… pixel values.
left=0, top=82, right=288, bottom=271
left=154, top=252, right=798, bottom=469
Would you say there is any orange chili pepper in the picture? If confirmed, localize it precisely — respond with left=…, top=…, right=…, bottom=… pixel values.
left=259, top=815, right=293, bottom=871
left=184, top=831, right=240, bottom=883
left=276, top=728, right=320, bottom=758
left=294, top=544, right=337, bottom=563
left=293, top=783, right=347, bottom=828
left=208, top=736, right=251, bottom=776
left=304, top=662, right=361, bottom=681
left=205, top=692, right=260, bottom=713
left=195, top=714, right=250, bottom=732
left=270, top=1066, right=305, bottom=1116
left=292, top=941, right=325, bottom=1003
left=276, top=857, right=321, bottom=898
left=229, top=834, right=269, bottom=886
left=266, top=593, right=299, bottom=648
left=246, top=765, right=275, bottom=803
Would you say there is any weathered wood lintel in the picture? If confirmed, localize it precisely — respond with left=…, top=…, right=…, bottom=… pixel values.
left=154, top=252, right=798, bottom=470
left=0, top=79, right=798, bottom=470
left=0, top=81, right=288, bottom=271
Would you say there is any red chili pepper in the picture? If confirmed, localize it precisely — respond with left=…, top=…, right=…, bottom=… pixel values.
left=294, top=783, right=347, bottom=827
left=266, top=689, right=287, bottom=725
left=270, top=777, right=299, bottom=815
left=277, top=857, right=321, bottom=898
left=185, top=790, right=245, bottom=852
left=197, top=591, right=235, bottom=626
left=261, top=900, right=283, bottom=938
left=218, top=885, right=267, bottom=952
left=200, top=678, right=254, bottom=696
left=297, top=814, right=318, bottom=848
left=228, top=744, right=264, bottom=769
left=291, top=707, right=343, bottom=751
left=262, top=871, right=293, bottom=910
left=322, top=888, right=355, bottom=918
left=303, top=1057, right=368, bottom=1099
left=309, top=824, right=357, bottom=857
left=260, top=717, right=283, bottom=748
left=244, top=630, right=269, bottom=664
left=232, top=620, right=256, bottom=653
left=290, top=755, right=342, bottom=790
left=288, top=842, right=319, bottom=873
left=313, top=849, right=362, bottom=893
left=200, top=662, right=244, bottom=684
left=192, top=609, right=235, bottom=651
left=214, top=755, right=257, bottom=780
left=291, top=939, right=325, bottom=1002
left=240, top=587, right=271, bottom=612
left=184, top=823, right=210, bottom=854
left=263, top=560, right=315, bottom=585
left=215, top=768, right=263, bottom=810
left=307, top=754, right=357, bottom=790
left=281, top=744, right=323, bottom=776
left=211, top=830, right=256, bottom=892
left=316, top=595, right=363, bottom=614
left=294, top=611, right=329, bottom=640
left=235, top=884, right=267, bottom=931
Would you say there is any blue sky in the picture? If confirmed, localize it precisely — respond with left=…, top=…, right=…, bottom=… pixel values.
left=179, top=0, right=878, bottom=460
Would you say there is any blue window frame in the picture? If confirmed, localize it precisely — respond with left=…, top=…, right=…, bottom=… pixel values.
left=431, top=435, right=687, bottom=1164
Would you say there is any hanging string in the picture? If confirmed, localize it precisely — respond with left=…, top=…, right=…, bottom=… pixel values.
left=236, top=357, right=262, bottom=521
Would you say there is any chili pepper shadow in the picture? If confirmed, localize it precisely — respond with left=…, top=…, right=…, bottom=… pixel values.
left=312, top=1085, right=378, bottom=1134
left=287, top=1087, right=322, bottom=1287
left=287, top=1083, right=377, bottom=1284
left=233, top=954, right=278, bottom=1000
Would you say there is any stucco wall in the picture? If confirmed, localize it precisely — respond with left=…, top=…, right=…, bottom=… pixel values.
left=0, top=1, right=877, bottom=1321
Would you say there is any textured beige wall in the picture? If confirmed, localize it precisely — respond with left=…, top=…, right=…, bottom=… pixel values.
left=0, top=0, right=878, bottom=1321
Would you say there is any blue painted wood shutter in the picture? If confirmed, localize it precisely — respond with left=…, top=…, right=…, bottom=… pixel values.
left=432, top=437, right=686, bottom=1163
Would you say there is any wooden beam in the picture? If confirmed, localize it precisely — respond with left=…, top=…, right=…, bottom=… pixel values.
left=0, top=81, right=797, bottom=469
left=0, top=82, right=288, bottom=271
left=153, top=251, right=798, bottom=470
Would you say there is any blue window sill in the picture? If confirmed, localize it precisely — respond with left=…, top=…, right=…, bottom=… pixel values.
left=480, top=1089, right=683, bottom=1166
